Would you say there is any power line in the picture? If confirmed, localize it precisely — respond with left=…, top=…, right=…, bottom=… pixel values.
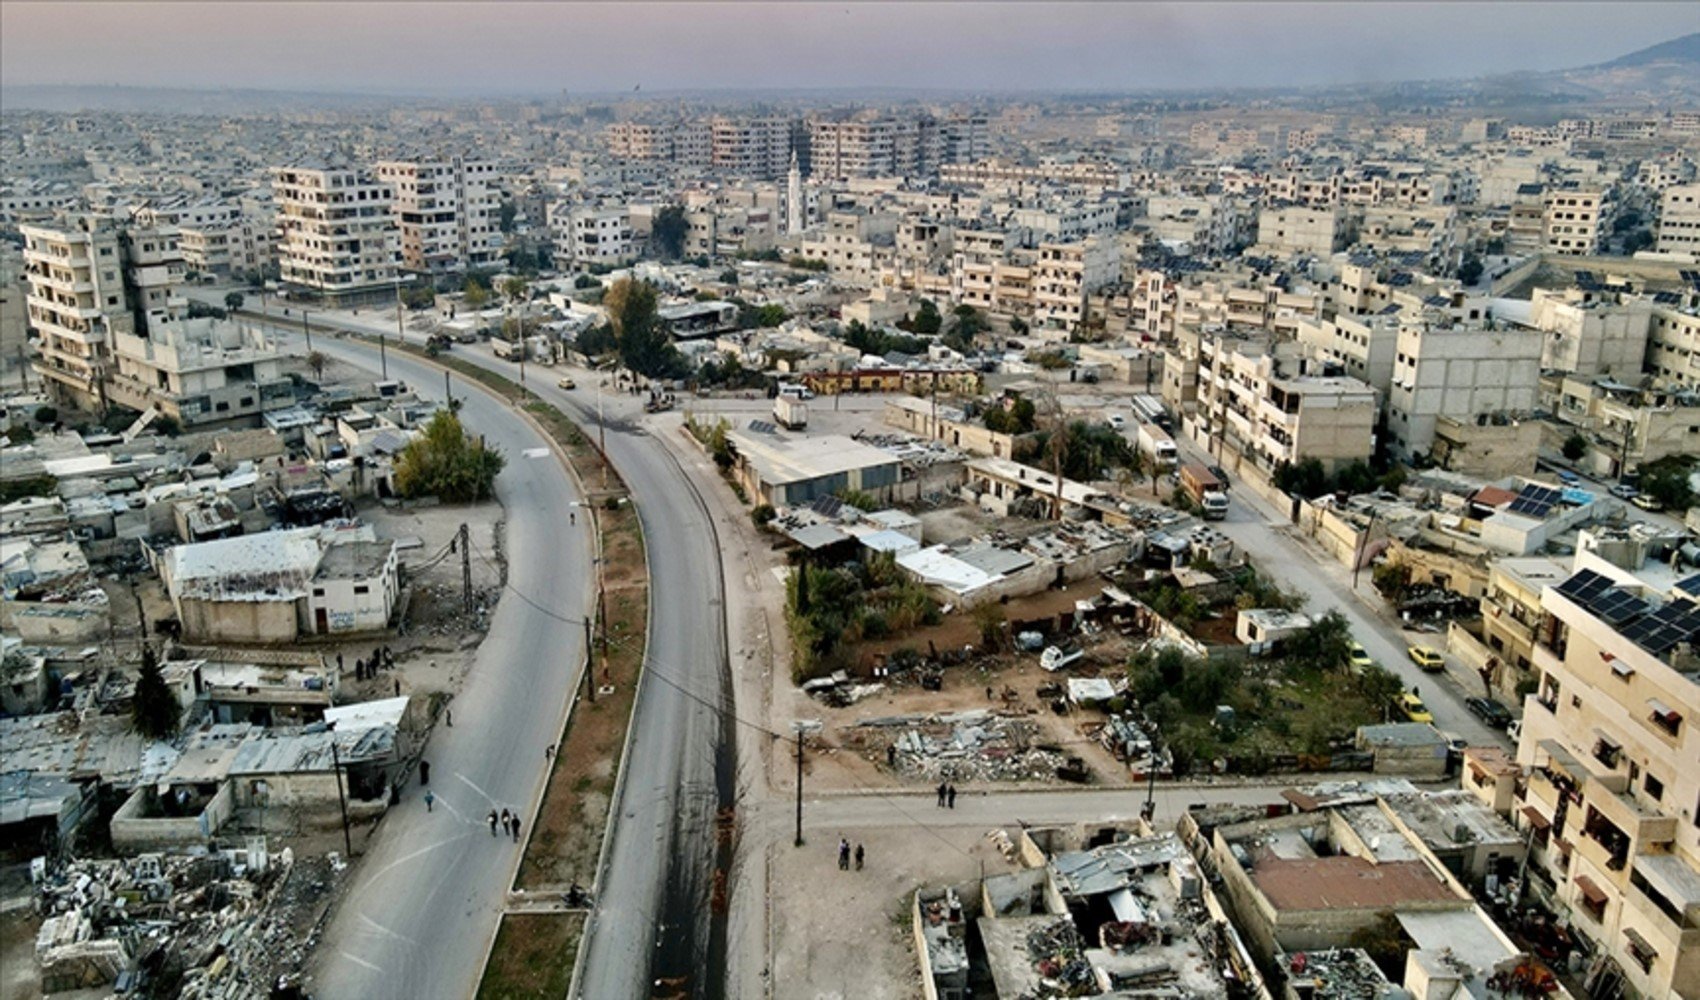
left=460, top=536, right=981, bottom=857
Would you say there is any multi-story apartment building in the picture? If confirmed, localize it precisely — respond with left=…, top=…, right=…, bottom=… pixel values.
left=1514, top=559, right=1700, bottom=1000
left=1655, top=183, right=1700, bottom=256
left=1357, top=204, right=1458, bottom=261
left=709, top=116, right=792, bottom=178
left=375, top=157, right=500, bottom=275
left=1551, top=377, right=1700, bottom=478
left=23, top=216, right=184, bottom=411
left=1527, top=288, right=1651, bottom=379
left=177, top=219, right=275, bottom=278
left=271, top=165, right=398, bottom=305
left=1476, top=556, right=1571, bottom=702
left=939, top=158, right=1126, bottom=191
left=1142, top=194, right=1253, bottom=256
left=1544, top=188, right=1610, bottom=256
left=106, top=318, right=292, bottom=430
left=807, top=113, right=987, bottom=181
left=549, top=205, right=636, bottom=266
left=1385, top=314, right=1543, bottom=460
left=1030, top=237, right=1117, bottom=331
left=604, top=121, right=678, bottom=162
left=1256, top=204, right=1348, bottom=256
left=1647, top=297, right=1700, bottom=386
left=1193, top=336, right=1378, bottom=475
left=1294, top=313, right=1399, bottom=392
left=797, top=209, right=898, bottom=287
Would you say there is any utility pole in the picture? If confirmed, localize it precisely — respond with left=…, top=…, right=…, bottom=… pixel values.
left=328, top=723, right=353, bottom=858
left=793, top=725, right=806, bottom=847
left=460, top=523, right=473, bottom=615
left=302, top=309, right=313, bottom=352
left=583, top=616, right=595, bottom=704
left=443, top=369, right=452, bottom=409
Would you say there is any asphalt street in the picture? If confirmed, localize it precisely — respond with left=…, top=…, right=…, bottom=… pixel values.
left=262, top=328, right=596, bottom=1000
left=240, top=302, right=734, bottom=1000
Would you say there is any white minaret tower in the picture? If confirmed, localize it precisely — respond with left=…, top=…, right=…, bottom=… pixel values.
left=786, top=147, right=803, bottom=236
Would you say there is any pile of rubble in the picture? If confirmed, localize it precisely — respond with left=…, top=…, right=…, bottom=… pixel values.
left=1024, top=918, right=1095, bottom=997
left=852, top=709, right=1076, bottom=782
left=30, top=841, right=343, bottom=998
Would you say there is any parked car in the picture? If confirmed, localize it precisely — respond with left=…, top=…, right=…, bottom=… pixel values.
left=1631, top=493, right=1666, bottom=512
left=1348, top=641, right=1375, bottom=670
left=557, top=377, right=577, bottom=390
left=1556, top=470, right=1581, bottom=486
left=1465, top=696, right=1514, bottom=729
left=1609, top=483, right=1639, bottom=500
left=1395, top=692, right=1434, bottom=723
left=1407, top=645, right=1446, bottom=671
left=1506, top=719, right=1522, bottom=743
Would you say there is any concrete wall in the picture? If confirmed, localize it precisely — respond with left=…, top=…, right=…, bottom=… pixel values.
left=178, top=596, right=302, bottom=643
left=110, top=782, right=234, bottom=853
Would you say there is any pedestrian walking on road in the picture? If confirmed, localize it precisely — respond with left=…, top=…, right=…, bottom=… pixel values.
left=500, top=808, right=512, bottom=836
left=354, top=659, right=364, bottom=682
left=446, top=709, right=453, bottom=727
left=488, top=810, right=498, bottom=836
left=886, top=745, right=897, bottom=769
left=838, top=838, right=850, bottom=870
left=511, top=816, right=521, bottom=843
left=419, top=760, right=430, bottom=786
left=424, top=790, right=435, bottom=812
left=394, top=679, right=401, bottom=697
left=936, top=782, right=947, bottom=808
left=855, top=844, right=864, bottom=871
left=337, top=652, right=344, bottom=674
left=947, top=784, right=957, bottom=809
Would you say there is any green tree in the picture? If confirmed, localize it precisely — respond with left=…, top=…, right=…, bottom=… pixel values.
left=498, top=199, right=518, bottom=233
left=1639, top=455, right=1696, bottom=510
left=754, top=304, right=788, bottom=328
left=1457, top=253, right=1484, bottom=286
left=652, top=205, right=689, bottom=260
left=305, top=351, right=328, bottom=381
left=911, top=299, right=943, bottom=335
left=131, top=645, right=181, bottom=739
left=464, top=280, right=491, bottom=308
left=1562, top=431, right=1588, bottom=462
left=224, top=291, right=245, bottom=312
left=1290, top=611, right=1354, bottom=671
left=393, top=410, right=506, bottom=502
left=604, top=277, right=682, bottom=377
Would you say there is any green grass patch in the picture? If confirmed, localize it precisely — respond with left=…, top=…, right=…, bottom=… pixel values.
left=475, top=913, right=584, bottom=1000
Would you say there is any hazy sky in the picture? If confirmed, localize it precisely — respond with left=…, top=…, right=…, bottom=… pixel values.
left=2, top=2, right=1696, bottom=95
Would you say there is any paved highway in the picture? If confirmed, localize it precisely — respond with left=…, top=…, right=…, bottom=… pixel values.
left=264, top=329, right=596, bottom=1000
left=243, top=303, right=734, bottom=1000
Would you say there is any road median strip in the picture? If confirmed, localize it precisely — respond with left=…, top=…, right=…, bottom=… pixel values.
left=340, top=334, right=648, bottom=998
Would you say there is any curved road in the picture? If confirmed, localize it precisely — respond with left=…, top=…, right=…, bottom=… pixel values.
left=262, top=329, right=597, bottom=999
left=250, top=307, right=733, bottom=1000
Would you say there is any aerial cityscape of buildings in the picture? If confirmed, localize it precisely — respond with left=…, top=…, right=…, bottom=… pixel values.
left=2, top=6, right=1700, bottom=1000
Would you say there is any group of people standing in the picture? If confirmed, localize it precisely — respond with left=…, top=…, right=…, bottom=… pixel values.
left=340, top=646, right=397, bottom=684
left=488, top=808, right=523, bottom=842
left=836, top=838, right=865, bottom=871
left=935, top=782, right=959, bottom=809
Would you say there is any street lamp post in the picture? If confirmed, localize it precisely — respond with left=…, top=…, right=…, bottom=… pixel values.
left=301, top=309, right=314, bottom=353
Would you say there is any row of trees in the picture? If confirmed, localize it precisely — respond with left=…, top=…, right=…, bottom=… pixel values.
left=1273, top=457, right=1406, bottom=499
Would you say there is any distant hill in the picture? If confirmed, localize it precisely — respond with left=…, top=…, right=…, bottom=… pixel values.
left=1594, top=32, right=1700, bottom=70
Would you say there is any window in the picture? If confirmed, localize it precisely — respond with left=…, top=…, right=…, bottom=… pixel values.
left=312, top=587, right=325, bottom=597
left=1645, top=774, right=1664, bottom=801
left=354, top=585, right=370, bottom=595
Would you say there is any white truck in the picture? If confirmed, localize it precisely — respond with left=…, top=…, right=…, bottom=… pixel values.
left=773, top=394, right=808, bottom=430
left=1136, top=423, right=1178, bottom=470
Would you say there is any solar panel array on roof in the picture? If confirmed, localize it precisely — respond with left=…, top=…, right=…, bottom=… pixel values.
left=747, top=419, right=778, bottom=435
left=1423, top=294, right=1449, bottom=307
left=809, top=494, right=843, bottom=518
left=1379, top=303, right=1402, bottom=315
left=1556, top=569, right=1613, bottom=605
left=1398, top=252, right=1427, bottom=267
left=1620, top=598, right=1700, bottom=656
left=1653, top=291, right=1683, bottom=305
left=1507, top=483, right=1562, bottom=518
left=1389, top=272, right=1414, bottom=287
left=1675, top=574, right=1700, bottom=600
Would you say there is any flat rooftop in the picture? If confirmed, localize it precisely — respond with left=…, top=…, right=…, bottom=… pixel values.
left=1251, top=855, right=1460, bottom=912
